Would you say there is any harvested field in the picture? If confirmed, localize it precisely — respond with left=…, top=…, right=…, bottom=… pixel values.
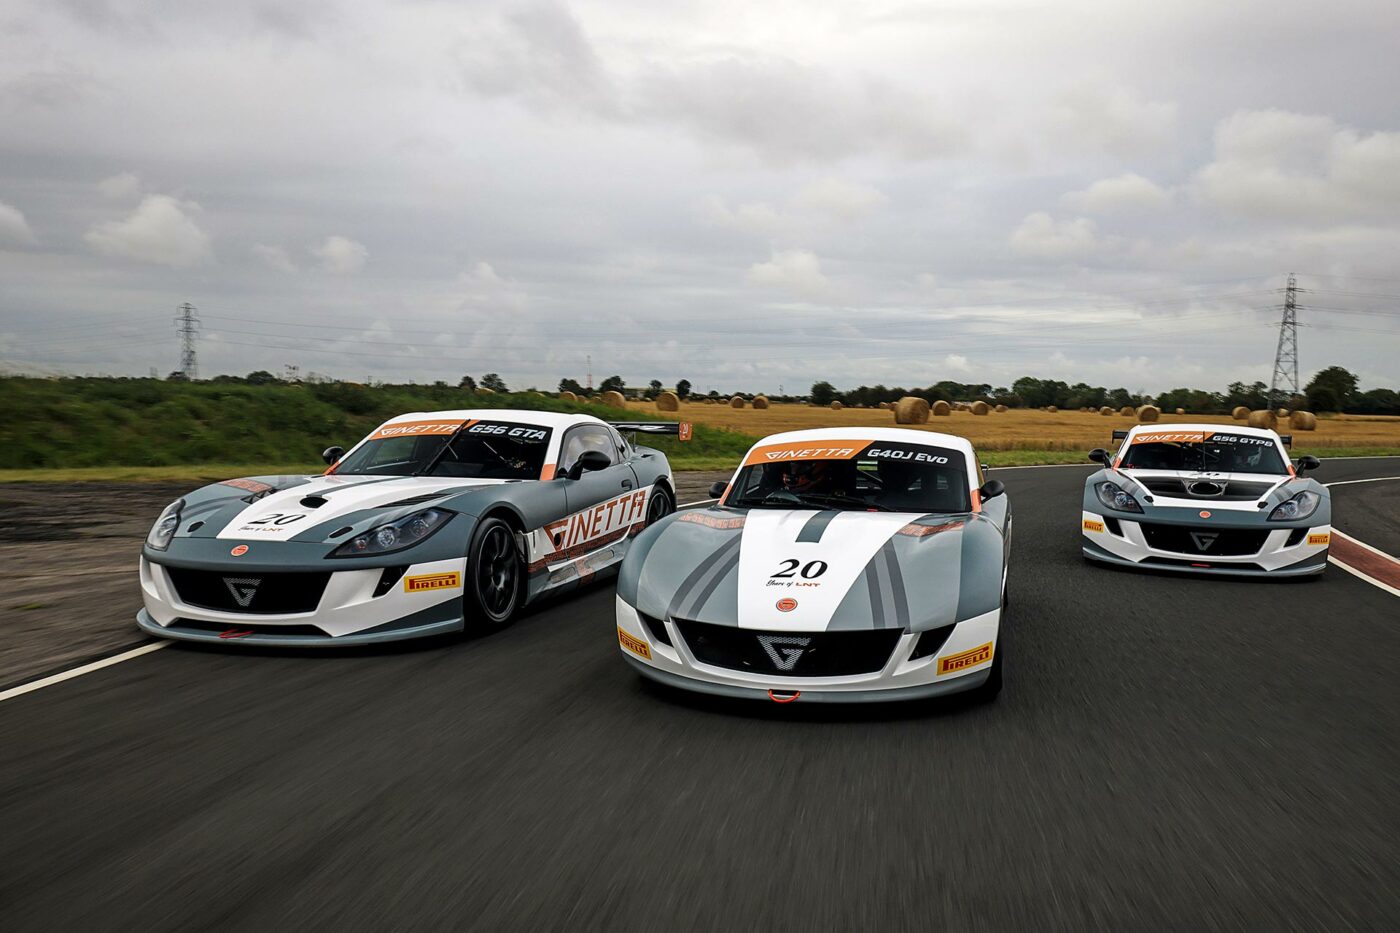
left=623, top=401, right=1400, bottom=453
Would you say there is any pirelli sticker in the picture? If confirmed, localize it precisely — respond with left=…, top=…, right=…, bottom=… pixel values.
left=938, top=641, right=993, bottom=675
left=1308, top=533, right=1330, bottom=546
left=618, top=627, right=652, bottom=660
left=1083, top=518, right=1105, bottom=533
left=404, top=572, right=462, bottom=593
left=371, top=419, right=469, bottom=440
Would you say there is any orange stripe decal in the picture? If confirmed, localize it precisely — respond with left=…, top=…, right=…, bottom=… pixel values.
left=742, top=441, right=871, bottom=467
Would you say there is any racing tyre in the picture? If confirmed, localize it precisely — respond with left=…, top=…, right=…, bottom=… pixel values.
left=466, top=517, right=523, bottom=631
left=646, top=486, right=674, bottom=527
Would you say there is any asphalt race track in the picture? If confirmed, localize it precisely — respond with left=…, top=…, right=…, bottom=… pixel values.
left=2, top=461, right=1398, bottom=931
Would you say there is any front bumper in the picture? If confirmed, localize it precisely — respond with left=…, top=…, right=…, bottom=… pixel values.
left=138, top=554, right=468, bottom=645
left=615, top=596, right=999, bottom=703
left=1081, top=510, right=1329, bottom=577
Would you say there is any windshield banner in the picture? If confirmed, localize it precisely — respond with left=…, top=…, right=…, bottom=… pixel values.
left=369, top=419, right=470, bottom=440
left=742, top=441, right=872, bottom=467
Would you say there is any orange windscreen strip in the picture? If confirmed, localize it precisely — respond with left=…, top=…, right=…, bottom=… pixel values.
left=1130, top=431, right=1212, bottom=445
left=742, top=441, right=871, bottom=467
left=540, top=463, right=557, bottom=481
left=970, top=488, right=982, bottom=513
left=370, top=419, right=468, bottom=440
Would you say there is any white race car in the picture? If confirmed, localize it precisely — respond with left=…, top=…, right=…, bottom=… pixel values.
left=615, top=428, right=1012, bottom=703
left=1082, top=423, right=1330, bottom=576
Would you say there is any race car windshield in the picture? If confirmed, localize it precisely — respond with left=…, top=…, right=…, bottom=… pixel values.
left=726, top=441, right=972, bottom=513
left=1118, top=435, right=1288, bottom=475
left=334, top=421, right=552, bottom=479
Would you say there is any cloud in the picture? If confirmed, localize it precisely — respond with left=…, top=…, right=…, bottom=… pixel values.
left=251, top=244, right=297, bottom=273
left=313, top=235, right=367, bottom=274
left=1045, top=86, right=1177, bottom=158
left=0, top=201, right=37, bottom=245
left=451, top=3, right=965, bottom=163
left=1193, top=109, right=1400, bottom=223
left=84, top=195, right=211, bottom=266
left=790, top=178, right=888, bottom=222
left=1061, top=173, right=1170, bottom=214
left=458, top=261, right=527, bottom=311
left=98, top=172, right=141, bottom=200
left=747, top=249, right=831, bottom=301
left=1009, top=212, right=1102, bottom=260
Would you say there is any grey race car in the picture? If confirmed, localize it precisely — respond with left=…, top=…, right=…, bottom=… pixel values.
left=1081, top=423, right=1330, bottom=576
left=615, top=427, right=1011, bottom=703
left=138, top=409, right=684, bottom=645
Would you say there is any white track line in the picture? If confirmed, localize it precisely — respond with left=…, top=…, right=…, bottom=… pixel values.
left=1327, top=558, right=1400, bottom=597
left=1325, top=475, right=1400, bottom=487
left=0, top=641, right=168, bottom=704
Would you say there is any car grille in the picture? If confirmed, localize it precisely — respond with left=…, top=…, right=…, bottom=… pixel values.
left=1138, top=478, right=1276, bottom=501
left=165, top=568, right=332, bottom=614
left=675, top=620, right=901, bottom=677
left=1138, top=523, right=1269, bottom=556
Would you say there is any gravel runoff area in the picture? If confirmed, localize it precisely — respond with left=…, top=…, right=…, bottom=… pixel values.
left=0, top=473, right=729, bottom=691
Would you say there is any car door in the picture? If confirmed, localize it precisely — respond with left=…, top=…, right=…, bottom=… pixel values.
left=555, top=424, right=645, bottom=568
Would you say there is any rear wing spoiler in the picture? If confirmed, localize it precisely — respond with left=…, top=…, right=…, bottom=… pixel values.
left=609, top=421, right=693, bottom=442
left=1112, top=430, right=1128, bottom=441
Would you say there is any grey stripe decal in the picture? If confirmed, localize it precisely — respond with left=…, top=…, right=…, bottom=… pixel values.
left=796, top=511, right=838, bottom=543
left=864, top=559, right=885, bottom=631
left=679, top=549, right=743, bottom=620
left=881, top=543, right=910, bottom=630
left=667, top=535, right=743, bottom=620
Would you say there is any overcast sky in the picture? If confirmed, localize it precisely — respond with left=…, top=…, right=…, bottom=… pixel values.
left=2, top=0, right=1398, bottom=393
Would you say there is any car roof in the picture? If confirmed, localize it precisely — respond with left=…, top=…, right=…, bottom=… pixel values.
left=375, top=409, right=604, bottom=431
left=1127, top=423, right=1284, bottom=442
left=745, top=426, right=979, bottom=459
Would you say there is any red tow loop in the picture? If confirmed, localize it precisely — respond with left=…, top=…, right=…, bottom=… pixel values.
left=767, top=689, right=800, bottom=703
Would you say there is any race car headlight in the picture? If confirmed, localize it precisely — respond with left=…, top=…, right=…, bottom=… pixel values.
left=1268, top=490, right=1321, bottom=522
left=329, top=508, right=451, bottom=558
left=1094, top=481, right=1143, bottom=513
left=146, top=499, right=184, bottom=550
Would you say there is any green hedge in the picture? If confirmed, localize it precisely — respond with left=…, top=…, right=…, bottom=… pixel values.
left=0, top=377, right=755, bottom=469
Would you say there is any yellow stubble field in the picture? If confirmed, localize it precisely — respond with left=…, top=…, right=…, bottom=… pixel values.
left=625, top=401, right=1400, bottom=456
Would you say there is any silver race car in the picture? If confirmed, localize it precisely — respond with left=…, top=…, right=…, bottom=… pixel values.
left=138, top=409, right=685, bottom=645
left=1081, top=423, right=1329, bottom=576
left=616, top=428, right=1011, bottom=704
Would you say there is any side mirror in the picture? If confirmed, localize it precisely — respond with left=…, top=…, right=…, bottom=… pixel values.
left=566, top=449, right=611, bottom=480
left=708, top=480, right=728, bottom=499
left=322, top=446, right=345, bottom=465
left=1296, top=455, right=1321, bottom=473
left=980, top=462, right=990, bottom=474
left=979, top=479, right=1005, bottom=501
left=1088, top=448, right=1109, bottom=465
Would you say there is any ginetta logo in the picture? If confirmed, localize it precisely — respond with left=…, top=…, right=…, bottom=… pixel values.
left=230, top=544, right=249, bottom=557
left=223, top=577, right=262, bottom=607
left=775, top=597, right=798, bottom=612
left=1189, top=532, right=1219, bottom=551
left=758, top=635, right=811, bottom=671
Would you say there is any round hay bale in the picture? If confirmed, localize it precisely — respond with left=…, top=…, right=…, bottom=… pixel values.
left=729, top=395, right=745, bottom=409
left=894, top=396, right=930, bottom=424
left=995, top=404, right=1008, bottom=413
left=829, top=400, right=843, bottom=411
left=1137, top=405, right=1161, bottom=423
left=655, top=391, right=679, bottom=411
left=1232, top=406, right=1249, bottom=420
left=1291, top=410, right=1317, bottom=431
left=1119, top=406, right=1135, bottom=417
left=1046, top=405, right=1058, bottom=413
left=1276, top=408, right=1289, bottom=418
left=600, top=390, right=626, bottom=408
left=970, top=400, right=990, bottom=416
left=704, top=397, right=716, bottom=404
left=753, top=395, right=770, bottom=410
left=477, top=387, right=494, bottom=395
left=1175, top=408, right=1185, bottom=415
left=1246, top=409, right=1277, bottom=430
left=1100, top=406, right=1114, bottom=415
left=931, top=400, right=952, bottom=416
left=558, top=390, right=577, bottom=402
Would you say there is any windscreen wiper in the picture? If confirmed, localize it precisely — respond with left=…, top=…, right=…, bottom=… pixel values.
left=793, top=493, right=893, bottom=512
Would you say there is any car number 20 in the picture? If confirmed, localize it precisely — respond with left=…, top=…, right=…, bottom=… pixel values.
left=772, top=559, right=828, bottom=579
left=247, top=512, right=306, bottom=526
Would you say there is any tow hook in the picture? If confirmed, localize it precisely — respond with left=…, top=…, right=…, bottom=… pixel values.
left=767, top=689, right=800, bottom=703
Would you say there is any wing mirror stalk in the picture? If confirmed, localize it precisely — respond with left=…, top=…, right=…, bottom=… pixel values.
left=322, top=446, right=345, bottom=466
left=979, top=479, right=1006, bottom=501
left=565, top=449, right=612, bottom=481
